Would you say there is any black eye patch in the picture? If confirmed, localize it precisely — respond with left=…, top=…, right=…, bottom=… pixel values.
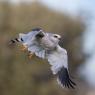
left=54, top=35, right=58, bottom=38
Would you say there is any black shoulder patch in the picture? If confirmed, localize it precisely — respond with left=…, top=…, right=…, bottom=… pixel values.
left=57, top=67, right=76, bottom=89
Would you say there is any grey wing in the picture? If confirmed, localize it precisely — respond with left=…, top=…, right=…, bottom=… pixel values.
left=18, top=31, right=46, bottom=59
left=18, top=30, right=40, bottom=45
left=46, top=46, right=76, bottom=88
left=28, top=45, right=46, bottom=59
left=47, top=46, right=68, bottom=74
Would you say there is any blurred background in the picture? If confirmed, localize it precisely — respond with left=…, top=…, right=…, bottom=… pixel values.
left=0, top=0, right=95, bottom=95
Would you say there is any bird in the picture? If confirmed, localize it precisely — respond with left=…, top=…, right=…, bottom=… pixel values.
left=10, top=28, right=76, bottom=88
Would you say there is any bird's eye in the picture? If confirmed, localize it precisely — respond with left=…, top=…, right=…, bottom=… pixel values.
left=54, top=35, right=58, bottom=38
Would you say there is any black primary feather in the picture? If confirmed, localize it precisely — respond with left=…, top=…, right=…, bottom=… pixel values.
left=11, top=39, right=15, bottom=43
left=15, top=38, right=20, bottom=42
left=57, top=67, right=76, bottom=89
left=9, top=38, right=20, bottom=45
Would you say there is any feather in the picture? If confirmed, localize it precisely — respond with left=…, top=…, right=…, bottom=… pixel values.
left=47, top=46, right=68, bottom=74
left=46, top=46, right=76, bottom=88
left=57, top=67, right=76, bottom=88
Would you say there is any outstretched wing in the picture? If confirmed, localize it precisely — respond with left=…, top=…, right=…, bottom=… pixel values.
left=28, top=45, right=45, bottom=59
left=18, top=31, right=46, bottom=59
left=18, top=30, right=40, bottom=45
left=46, top=45, right=76, bottom=88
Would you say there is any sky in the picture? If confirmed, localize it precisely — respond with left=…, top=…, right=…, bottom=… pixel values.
left=10, top=0, right=95, bottom=16
left=40, top=0, right=79, bottom=15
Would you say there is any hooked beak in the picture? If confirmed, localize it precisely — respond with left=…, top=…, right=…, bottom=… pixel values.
left=58, top=37, right=61, bottom=40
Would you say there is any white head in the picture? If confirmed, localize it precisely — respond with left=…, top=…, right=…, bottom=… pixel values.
left=53, top=34, right=61, bottom=40
left=49, top=34, right=61, bottom=44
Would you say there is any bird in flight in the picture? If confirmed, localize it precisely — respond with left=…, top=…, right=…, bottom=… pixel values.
left=10, top=28, right=76, bottom=89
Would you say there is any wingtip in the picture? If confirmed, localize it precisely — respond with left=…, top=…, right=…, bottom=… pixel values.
left=57, top=67, right=76, bottom=89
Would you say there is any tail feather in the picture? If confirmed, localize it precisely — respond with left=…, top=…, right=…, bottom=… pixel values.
left=57, top=67, right=76, bottom=89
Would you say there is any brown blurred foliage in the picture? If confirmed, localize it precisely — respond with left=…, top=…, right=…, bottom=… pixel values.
left=0, top=2, right=85, bottom=95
